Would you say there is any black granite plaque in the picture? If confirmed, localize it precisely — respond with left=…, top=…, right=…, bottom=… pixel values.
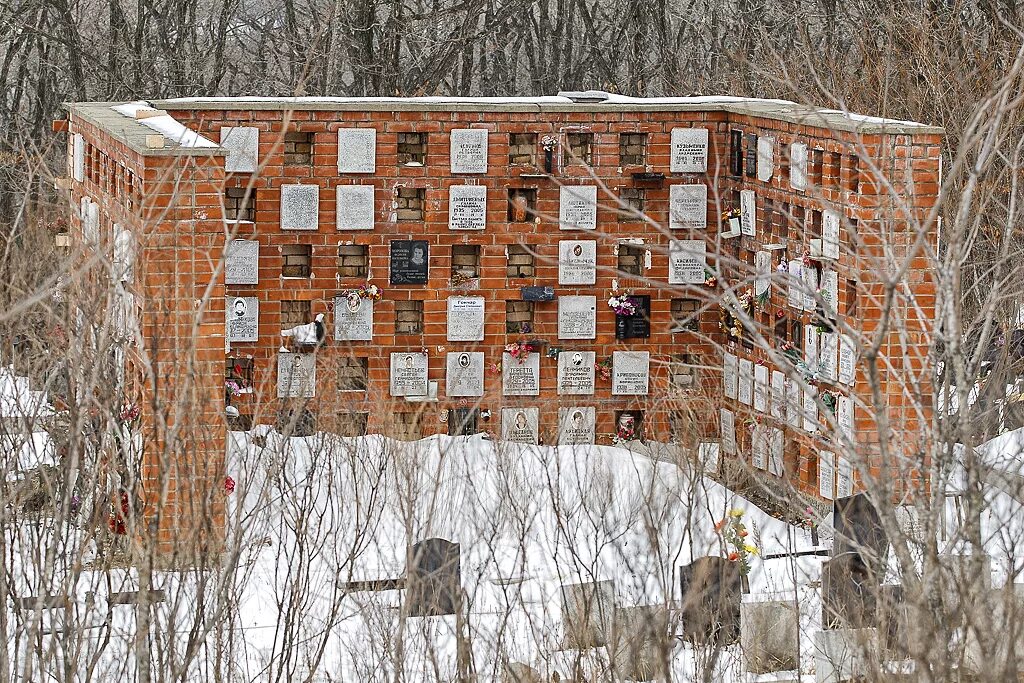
left=390, top=240, right=429, bottom=285
left=745, top=133, right=758, bottom=177
left=407, top=538, right=461, bottom=617
left=615, top=295, right=651, bottom=340
left=833, top=493, right=888, bottom=577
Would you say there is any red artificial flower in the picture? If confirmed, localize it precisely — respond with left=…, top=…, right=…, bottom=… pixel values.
left=727, top=551, right=740, bottom=562
left=224, top=476, right=236, bottom=494
left=714, top=519, right=727, bottom=532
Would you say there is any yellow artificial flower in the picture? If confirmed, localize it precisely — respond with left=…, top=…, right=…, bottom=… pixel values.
left=728, top=508, right=744, bottom=518
left=744, top=544, right=759, bottom=556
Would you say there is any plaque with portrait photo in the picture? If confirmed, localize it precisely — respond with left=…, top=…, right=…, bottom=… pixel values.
left=390, top=240, right=429, bottom=284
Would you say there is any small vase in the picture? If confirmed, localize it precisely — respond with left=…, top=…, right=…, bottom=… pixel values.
left=544, top=148, right=554, bottom=173
left=741, top=574, right=750, bottom=594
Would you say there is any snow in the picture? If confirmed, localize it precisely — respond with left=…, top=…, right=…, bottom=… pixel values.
left=110, top=101, right=219, bottom=148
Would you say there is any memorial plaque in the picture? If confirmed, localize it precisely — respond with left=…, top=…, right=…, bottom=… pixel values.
left=819, top=451, right=836, bottom=500
left=447, top=296, right=485, bottom=342
left=389, top=240, right=429, bottom=284
left=334, top=293, right=373, bottom=341
left=698, top=442, right=721, bottom=474
left=786, top=378, right=801, bottom=428
left=389, top=352, right=429, bottom=397
left=502, top=352, right=540, bottom=396
left=220, top=127, right=259, bottom=173
left=787, top=259, right=803, bottom=309
left=668, top=239, right=707, bottom=285
left=83, top=199, right=99, bottom=243
left=838, top=396, right=854, bottom=441
left=445, top=352, right=484, bottom=397
left=280, top=184, right=319, bottom=231
left=558, top=240, right=597, bottom=285
left=226, top=296, right=259, bottom=342
left=615, top=295, right=651, bottom=340
left=756, top=136, right=774, bottom=182
left=745, top=132, right=758, bottom=177
left=803, top=385, right=818, bottom=432
left=721, top=409, right=736, bottom=454
left=771, top=370, right=785, bottom=419
left=670, top=128, right=709, bottom=173
left=448, top=185, right=487, bottom=231
left=113, top=224, right=134, bottom=282
left=558, top=407, right=596, bottom=445
left=558, top=296, right=596, bottom=340
left=450, top=128, right=488, bottom=174
left=739, top=189, right=756, bottom=237
left=755, top=251, right=771, bottom=297
left=226, top=239, right=259, bottom=285
left=804, top=324, right=818, bottom=369
left=337, top=128, right=376, bottom=174
left=73, top=133, right=84, bottom=182
left=820, top=331, right=838, bottom=381
left=669, top=184, right=708, bottom=230
left=336, top=185, right=375, bottom=231
left=754, top=364, right=769, bottom=413
left=802, top=263, right=818, bottom=311
left=407, top=538, right=460, bottom=617
left=612, top=351, right=650, bottom=395
left=790, top=142, right=808, bottom=191
left=769, top=428, right=785, bottom=476
left=823, top=210, right=841, bottom=260
left=502, top=407, right=539, bottom=445
left=559, top=185, right=597, bottom=231
left=277, top=352, right=315, bottom=398
left=839, top=336, right=856, bottom=385
left=752, top=424, right=767, bottom=471
left=836, top=457, right=854, bottom=499
left=738, top=359, right=754, bottom=406
left=724, top=352, right=738, bottom=400
left=557, top=350, right=596, bottom=395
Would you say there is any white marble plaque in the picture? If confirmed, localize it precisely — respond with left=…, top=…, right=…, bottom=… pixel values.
left=390, top=352, right=429, bottom=397
left=769, top=427, right=785, bottom=476
left=337, top=128, right=376, bottom=174
left=837, top=395, right=854, bottom=441
left=790, top=142, right=808, bottom=191
left=82, top=198, right=99, bottom=244
left=699, top=442, right=721, bottom=474
left=771, top=370, right=785, bottom=419
left=73, top=133, right=84, bottom=182
left=669, top=184, right=708, bottom=230
left=756, top=136, right=774, bottom=182
left=334, top=294, right=373, bottom=341
left=446, top=352, right=485, bottom=397
left=738, top=358, right=754, bottom=406
left=721, top=409, right=736, bottom=454
left=226, top=239, right=259, bottom=285
left=558, top=296, right=596, bottom=340
left=819, top=451, right=836, bottom=500
left=788, top=260, right=803, bottom=309
left=803, top=385, right=818, bottom=433
left=754, top=364, right=769, bottom=413
left=820, top=331, right=838, bottom=382
left=502, top=352, right=541, bottom=396
left=821, top=270, right=838, bottom=318
left=802, top=263, right=818, bottom=312
left=502, top=407, right=539, bottom=445
left=836, top=456, right=854, bottom=498
left=823, top=210, right=841, bottom=260
left=558, top=407, right=596, bottom=445
left=739, top=189, right=756, bottom=237
left=612, top=351, right=650, bottom=395
left=805, top=325, right=819, bottom=371
left=755, top=251, right=771, bottom=297
left=557, top=351, right=596, bottom=395
left=752, top=424, right=767, bottom=471
left=724, top=352, right=738, bottom=400
left=450, top=128, right=488, bottom=174
left=447, top=297, right=485, bottom=342
left=220, top=127, right=260, bottom=173
left=670, top=128, right=709, bottom=173
left=668, top=240, right=707, bottom=284
left=278, top=352, right=315, bottom=398
left=839, top=336, right=856, bottom=385
left=281, top=185, right=319, bottom=230
left=226, top=296, right=259, bottom=342
left=558, top=240, right=597, bottom=285
left=336, top=185, right=375, bottom=230
left=448, top=185, right=487, bottom=231
left=113, top=224, right=134, bottom=282
left=559, top=186, right=597, bottom=231
left=786, top=378, right=801, bottom=428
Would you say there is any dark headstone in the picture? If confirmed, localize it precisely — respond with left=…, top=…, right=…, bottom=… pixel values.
left=821, top=554, right=877, bottom=629
left=745, top=133, right=758, bottom=177
left=615, top=296, right=651, bottom=340
left=448, top=408, right=478, bottom=436
left=833, top=493, right=889, bottom=577
left=520, top=286, right=555, bottom=302
left=679, top=556, right=741, bottom=645
left=407, top=538, right=460, bottom=617
left=275, top=407, right=316, bottom=437
left=390, top=240, right=429, bottom=285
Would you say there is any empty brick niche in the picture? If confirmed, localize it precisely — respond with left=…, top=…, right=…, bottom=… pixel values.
left=396, top=187, right=425, bottom=221
left=508, top=133, right=537, bottom=166
left=337, top=244, right=369, bottom=278
left=282, top=244, right=312, bottom=278
left=395, top=300, right=424, bottom=335
left=283, top=131, right=314, bottom=165
left=506, top=244, right=535, bottom=278
left=506, top=300, right=534, bottom=334
left=564, top=132, right=593, bottom=166
left=397, top=133, right=427, bottom=166
left=619, top=133, right=647, bottom=166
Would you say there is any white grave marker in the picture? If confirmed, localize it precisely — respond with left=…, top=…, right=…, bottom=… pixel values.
left=220, top=127, right=260, bottom=173
left=668, top=239, right=707, bottom=284
left=837, top=395, right=854, bottom=442
left=73, top=133, right=85, bottom=182
left=823, top=210, right=841, bottom=260
left=805, top=325, right=819, bottom=371
left=838, top=336, right=856, bottom=385
left=280, top=185, right=319, bottom=231
left=389, top=352, right=429, bottom=397
left=820, top=331, right=838, bottom=382
left=502, top=352, right=540, bottom=396
left=612, top=351, right=650, bottom=395
left=739, top=189, right=756, bottom=236
left=738, top=358, right=754, bottom=406
left=769, top=428, right=785, bottom=476
left=450, top=129, right=488, bottom=173
left=558, top=407, right=596, bottom=445
left=771, top=370, right=785, bottom=419
left=336, top=185, right=375, bottom=230
left=278, top=352, right=315, bottom=398
left=226, top=297, right=259, bottom=342
left=337, top=128, right=376, bottom=174
left=502, top=407, right=539, bottom=444
left=803, top=385, right=818, bottom=432
left=802, top=262, right=819, bottom=312
left=669, top=184, right=708, bottom=230
left=721, top=409, right=736, bottom=454
left=670, top=128, right=709, bottom=172
left=724, top=352, right=739, bottom=400
left=786, top=378, right=801, bottom=428
left=448, top=185, right=487, bottom=231
left=819, top=451, right=836, bottom=500
left=699, top=442, right=721, bottom=474
left=559, top=186, right=598, bottom=231
left=558, top=296, right=597, bottom=340
left=446, top=352, right=485, bottom=397
left=752, top=424, right=767, bottom=471
left=557, top=350, right=596, bottom=395
left=756, top=136, right=774, bottom=182
left=790, top=142, right=808, bottom=191
left=558, top=240, right=597, bottom=284
left=226, top=239, right=259, bottom=285
left=113, top=224, right=134, bottom=282
left=754, top=364, right=769, bottom=413
left=836, top=456, right=854, bottom=498
left=755, top=251, right=772, bottom=298
left=788, top=260, right=803, bottom=309
left=334, top=294, right=374, bottom=341
left=447, top=297, right=485, bottom=342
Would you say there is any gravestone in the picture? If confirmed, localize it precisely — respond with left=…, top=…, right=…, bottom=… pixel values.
left=724, top=352, right=738, bottom=399
left=721, top=408, right=736, bottom=454
left=838, top=336, right=855, bottom=385
left=813, top=627, right=879, bottom=683
left=610, top=605, right=670, bottom=682
left=739, top=189, right=756, bottom=236
left=752, top=424, right=767, bottom=470
left=226, top=296, right=259, bottom=342
left=557, top=350, right=596, bottom=395
left=668, top=239, right=707, bottom=284
left=805, top=324, right=819, bottom=368
left=741, top=600, right=799, bottom=673
left=754, top=364, right=769, bottom=412
left=336, top=185, right=375, bottom=230
left=559, top=186, right=597, bottom=231
left=802, top=263, right=819, bottom=312
left=334, top=293, right=373, bottom=341
left=679, top=556, right=742, bottom=645
left=670, top=128, right=709, bottom=172
left=501, top=407, right=539, bottom=444
left=769, top=427, right=784, bottom=476
left=448, top=185, right=487, bottom=231
left=389, top=240, right=429, bottom=284
left=822, top=554, right=878, bottom=630
left=520, top=286, right=554, bottom=301
left=790, top=142, right=808, bottom=191
left=407, top=538, right=461, bottom=617
left=447, top=296, right=485, bottom=342
left=445, top=352, right=484, bottom=397
left=771, top=370, right=785, bottom=418
left=615, top=295, right=651, bottom=339
left=561, top=580, right=615, bottom=649
left=819, top=451, right=836, bottom=500
left=277, top=352, right=315, bottom=398
left=787, top=378, right=802, bottom=428
left=833, top=493, right=888, bottom=577
left=225, top=239, right=259, bottom=285
left=788, top=259, right=803, bottom=308
left=220, top=127, right=260, bottom=173
left=698, top=442, right=721, bottom=473
left=836, top=456, right=853, bottom=497
left=280, top=184, right=319, bottom=231
left=389, top=352, right=429, bottom=397
left=450, top=129, right=488, bottom=174
left=73, top=133, right=85, bottom=182
left=337, top=128, right=376, bottom=173
left=837, top=396, right=854, bottom=442
left=823, top=210, right=841, bottom=259
left=755, top=250, right=772, bottom=298
left=738, top=359, right=754, bottom=405
left=612, top=351, right=650, bottom=395
left=557, top=296, right=596, bottom=340
left=669, top=184, right=708, bottom=230
left=757, top=136, right=774, bottom=181
left=820, top=332, right=838, bottom=381
left=558, top=407, right=596, bottom=445
left=502, top=352, right=540, bottom=396
left=558, top=240, right=597, bottom=285
left=113, top=224, right=133, bottom=281
left=803, top=385, right=818, bottom=433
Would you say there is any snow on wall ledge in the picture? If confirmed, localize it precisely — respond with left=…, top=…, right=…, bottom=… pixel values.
left=110, top=101, right=219, bottom=148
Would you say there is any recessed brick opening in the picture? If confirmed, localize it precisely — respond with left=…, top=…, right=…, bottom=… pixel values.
left=670, top=298, right=700, bottom=332
left=507, top=188, right=537, bottom=222
left=619, top=133, right=647, bottom=166
left=282, top=244, right=312, bottom=278
left=618, top=188, right=645, bottom=219
left=670, top=353, right=699, bottom=388
left=281, top=300, right=311, bottom=328
left=283, top=132, right=314, bottom=165
left=224, top=187, right=256, bottom=222
left=451, top=245, right=480, bottom=279
left=396, top=187, right=425, bottom=221
left=336, top=356, right=369, bottom=391
left=395, top=300, right=424, bottom=335
left=337, top=244, right=369, bottom=278
left=506, top=301, right=534, bottom=334
left=507, top=244, right=535, bottom=278
left=509, top=133, right=537, bottom=165
left=398, top=133, right=427, bottom=166
left=564, top=132, right=593, bottom=166
left=617, top=244, right=645, bottom=276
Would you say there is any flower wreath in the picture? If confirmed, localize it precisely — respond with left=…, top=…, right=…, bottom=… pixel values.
left=341, top=283, right=382, bottom=301
left=541, top=135, right=558, bottom=151
left=596, top=356, right=613, bottom=381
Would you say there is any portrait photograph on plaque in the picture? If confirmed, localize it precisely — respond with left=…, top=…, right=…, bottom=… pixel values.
left=390, top=240, right=429, bottom=284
